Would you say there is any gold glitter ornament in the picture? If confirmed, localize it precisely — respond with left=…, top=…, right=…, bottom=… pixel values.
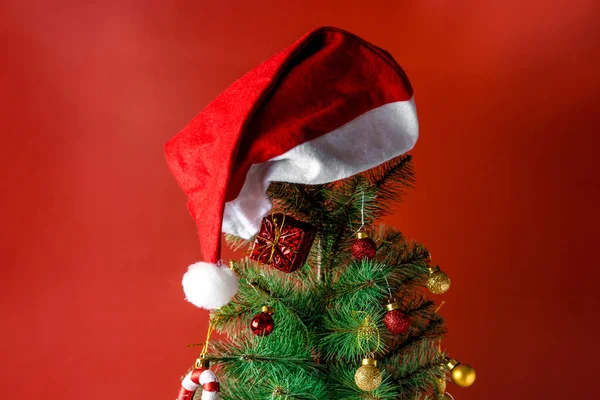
left=446, top=359, right=476, bottom=387
left=354, top=358, right=382, bottom=391
left=427, top=266, right=451, bottom=294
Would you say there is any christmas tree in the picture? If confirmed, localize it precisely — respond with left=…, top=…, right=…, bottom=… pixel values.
left=197, top=155, right=473, bottom=400
left=165, top=27, right=475, bottom=400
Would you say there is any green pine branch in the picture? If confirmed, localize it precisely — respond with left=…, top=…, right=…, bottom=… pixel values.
left=365, top=154, right=416, bottom=210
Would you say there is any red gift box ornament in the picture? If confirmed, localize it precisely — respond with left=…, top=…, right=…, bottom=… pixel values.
left=250, top=214, right=317, bottom=273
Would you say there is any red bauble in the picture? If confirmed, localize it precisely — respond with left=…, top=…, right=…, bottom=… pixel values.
left=384, top=303, right=411, bottom=335
left=352, top=232, right=377, bottom=260
left=251, top=306, right=275, bottom=336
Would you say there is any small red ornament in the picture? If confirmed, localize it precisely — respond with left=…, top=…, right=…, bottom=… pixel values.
left=250, top=213, right=317, bottom=273
left=384, top=301, right=411, bottom=335
left=250, top=306, right=275, bottom=336
left=352, top=231, right=377, bottom=260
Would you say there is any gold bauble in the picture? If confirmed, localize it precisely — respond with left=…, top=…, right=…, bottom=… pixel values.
left=427, top=266, right=451, bottom=294
left=354, top=358, right=382, bottom=391
left=446, top=359, right=476, bottom=388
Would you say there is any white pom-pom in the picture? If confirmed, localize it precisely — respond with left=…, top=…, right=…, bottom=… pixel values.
left=182, top=262, right=238, bottom=309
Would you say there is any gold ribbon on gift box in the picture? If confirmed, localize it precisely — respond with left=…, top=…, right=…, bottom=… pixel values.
left=256, top=214, right=302, bottom=264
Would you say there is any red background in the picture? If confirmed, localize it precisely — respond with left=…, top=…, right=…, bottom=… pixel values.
left=1, top=1, right=599, bottom=399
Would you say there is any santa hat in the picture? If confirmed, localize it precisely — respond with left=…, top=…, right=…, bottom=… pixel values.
left=165, top=26, right=418, bottom=309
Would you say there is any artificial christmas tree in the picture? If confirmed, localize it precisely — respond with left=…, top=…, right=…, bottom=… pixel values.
left=166, top=27, right=475, bottom=400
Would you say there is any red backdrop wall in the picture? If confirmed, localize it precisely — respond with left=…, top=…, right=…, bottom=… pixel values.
left=2, top=1, right=599, bottom=399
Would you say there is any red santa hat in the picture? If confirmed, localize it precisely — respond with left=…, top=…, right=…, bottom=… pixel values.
left=165, top=26, right=418, bottom=309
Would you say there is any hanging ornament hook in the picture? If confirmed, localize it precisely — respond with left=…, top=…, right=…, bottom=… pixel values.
left=356, top=191, right=366, bottom=233
left=198, top=322, right=215, bottom=360
left=383, top=275, right=393, bottom=301
left=434, top=301, right=446, bottom=353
